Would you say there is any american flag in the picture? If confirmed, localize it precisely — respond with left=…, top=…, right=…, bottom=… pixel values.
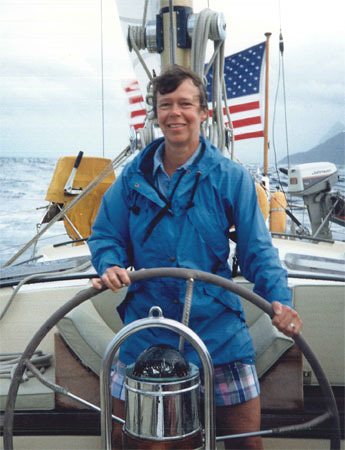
left=122, top=79, right=146, bottom=130
left=206, top=41, right=266, bottom=141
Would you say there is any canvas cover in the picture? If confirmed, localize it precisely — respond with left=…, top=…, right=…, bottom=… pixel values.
left=45, top=156, right=115, bottom=239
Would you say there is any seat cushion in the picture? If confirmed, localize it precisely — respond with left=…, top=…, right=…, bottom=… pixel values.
left=58, top=279, right=294, bottom=378
left=57, top=299, right=115, bottom=376
left=90, top=288, right=126, bottom=333
left=0, top=365, right=55, bottom=411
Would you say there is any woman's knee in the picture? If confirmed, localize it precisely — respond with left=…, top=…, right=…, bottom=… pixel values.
left=216, top=397, right=263, bottom=450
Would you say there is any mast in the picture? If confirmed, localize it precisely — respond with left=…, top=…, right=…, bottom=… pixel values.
left=263, top=32, right=272, bottom=177
left=160, top=0, right=193, bottom=69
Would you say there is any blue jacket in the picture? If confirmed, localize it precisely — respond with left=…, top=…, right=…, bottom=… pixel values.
left=88, top=137, right=291, bottom=367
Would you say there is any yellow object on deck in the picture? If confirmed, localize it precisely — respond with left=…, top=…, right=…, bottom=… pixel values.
left=46, top=156, right=115, bottom=240
left=269, top=191, right=287, bottom=233
left=255, top=183, right=270, bottom=222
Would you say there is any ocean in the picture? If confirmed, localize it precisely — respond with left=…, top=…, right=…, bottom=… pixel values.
left=0, top=157, right=344, bottom=267
left=0, top=157, right=66, bottom=266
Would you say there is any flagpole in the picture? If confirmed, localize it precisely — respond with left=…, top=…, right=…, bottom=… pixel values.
left=263, top=32, right=272, bottom=177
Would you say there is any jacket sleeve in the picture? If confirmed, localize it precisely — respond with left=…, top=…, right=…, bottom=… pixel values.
left=230, top=166, right=292, bottom=306
left=88, top=172, right=132, bottom=276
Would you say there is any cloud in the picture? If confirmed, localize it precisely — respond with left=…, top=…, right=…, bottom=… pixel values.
left=1, top=0, right=344, bottom=163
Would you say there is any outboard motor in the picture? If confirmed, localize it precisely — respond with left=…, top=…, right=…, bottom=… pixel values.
left=123, top=344, right=203, bottom=449
left=285, top=162, right=339, bottom=239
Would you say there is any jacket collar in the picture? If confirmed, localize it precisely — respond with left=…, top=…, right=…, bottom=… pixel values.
left=123, top=137, right=224, bottom=208
left=136, top=136, right=222, bottom=181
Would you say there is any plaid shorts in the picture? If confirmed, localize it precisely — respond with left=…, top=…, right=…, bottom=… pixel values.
left=110, top=360, right=260, bottom=407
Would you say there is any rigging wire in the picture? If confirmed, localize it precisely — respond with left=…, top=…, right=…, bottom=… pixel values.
left=270, top=5, right=323, bottom=236
left=271, top=30, right=295, bottom=216
left=168, top=0, right=176, bottom=64
left=280, top=32, right=291, bottom=170
left=270, top=2, right=303, bottom=233
left=272, top=0, right=291, bottom=174
left=272, top=0, right=284, bottom=184
left=99, top=0, right=105, bottom=157
left=271, top=1, right=293, bottom=208
left=142, top=0, right=149, bottom=27
left=271, top=31, right=286, bottom=193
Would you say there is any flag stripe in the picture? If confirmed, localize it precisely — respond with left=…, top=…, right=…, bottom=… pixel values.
left=124, top=81, right=141, bottom=93
left=130, top=114, right=147, bottom=125
left=232, top=116, right=262, bottom=128
left=130, top=109, right=147, bottom=118
left=230, top=108, right=260, bottom=120
left=229, top=101, right=260, bottom=114
left=122, top=79, right=146, bottom=129
left=234, top=131, right=264, bottom=141
left=128, top=95, right=144, bottom=104
left=209, top=108, right=262, bottom=128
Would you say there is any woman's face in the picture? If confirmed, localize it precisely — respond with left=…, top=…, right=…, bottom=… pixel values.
left=156, top=78, right=208, bottom=150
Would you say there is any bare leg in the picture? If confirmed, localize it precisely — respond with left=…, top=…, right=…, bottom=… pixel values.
left=216, top=396, right=263, bottom=450
left=112, top=397, right=125, bottom=450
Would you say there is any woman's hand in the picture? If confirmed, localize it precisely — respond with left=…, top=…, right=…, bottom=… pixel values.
left=92, top=266, right=131, bottom=292
left=271, top=301, right=303, bottom=337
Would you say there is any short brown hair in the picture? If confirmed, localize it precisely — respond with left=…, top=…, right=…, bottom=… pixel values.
left=151, top=65, right=208, bottom=117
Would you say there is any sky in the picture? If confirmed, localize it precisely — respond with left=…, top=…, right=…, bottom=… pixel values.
left=1, top=0, right=344, bottom=165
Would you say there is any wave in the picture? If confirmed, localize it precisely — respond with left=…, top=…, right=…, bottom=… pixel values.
left=1, top=157, right=344, bottom=266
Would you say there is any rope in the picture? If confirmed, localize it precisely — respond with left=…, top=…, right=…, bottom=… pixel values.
left=24, top=360, right=125, bottom=425
left=191, top=9, right=227, bottom=151
left=128, top=26, right=153, bottom=81
left=178, top=278, right=194, bottom=352
left=142, top=0, right=149, bottom=27
left=0, top=350, right=52, bottom=381
left=129, top=25, right=146, bottom=50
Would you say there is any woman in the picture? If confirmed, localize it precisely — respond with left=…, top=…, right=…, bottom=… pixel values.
left=89, top=65, right=302, bottom=450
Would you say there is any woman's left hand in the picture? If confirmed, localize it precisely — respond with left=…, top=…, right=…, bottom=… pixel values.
left=271, top=301, right=303, bottom=336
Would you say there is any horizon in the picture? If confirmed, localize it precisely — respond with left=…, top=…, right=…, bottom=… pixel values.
left=1, top=125, right=344, bottom=165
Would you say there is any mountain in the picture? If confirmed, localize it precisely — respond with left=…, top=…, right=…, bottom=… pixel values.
left=279, top=131, right=345, bottom=166
left=319, top=122, right=345, bottom=144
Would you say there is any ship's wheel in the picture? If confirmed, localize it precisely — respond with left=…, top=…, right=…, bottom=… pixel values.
left=3, top=268, right=341, bottom=450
